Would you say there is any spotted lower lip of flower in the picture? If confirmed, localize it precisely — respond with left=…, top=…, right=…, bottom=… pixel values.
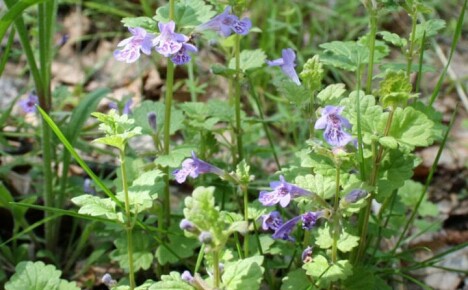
left=302, top=246, right=313, bottom=263
left=172, top=151, right=223, bottom=183
left=171, top=43, right=198, bottom=65
left=258, top=175, right=312, bottom=207
left=153, top=21, right=189, bottom=57
left=259, top=211, right=283, bottom=231
left=19, top=93, right=39, bottom=113
left=114, top=27, right=155, bottom=63
left=315, top=105, right=353, bottom=148
left=266, top=48, right=301, bottom=85
left=301, top=211, right=325, bottom=230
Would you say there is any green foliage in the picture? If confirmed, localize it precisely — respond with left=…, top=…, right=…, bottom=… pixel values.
left=343, top=266, right=391, bottom=290
left=281, top=269, right=312, bottom=290
left=379, top=31, right=408, bottom=47
left=236, top=160, right=252, bottom=184
left=154, top=0, right=216, bottom=29
left=319, top=41, right=369, bottom=71
left=315, top=224, right=360, bottom=252
left=71, top=194, right=124, bottom=222
left=388, top=107, right=434, bottom=150
left=155, top=148, right=193, bottom=168
left=228, top=49, right=266, bottom=72
left=303, top=255, right=352, bottom=288
left=5, top=261, right=79, bottom=290
left=222, top=256, right=264, bottom=290
left=121, top=17, right=158, bottom=31
left=111, top=231, right=154, bottom=271
left=300, top=55, right=324, bottom=92
left=92, top=110, right=142, bottom=151
left=378, top=70, right=415, bottom=108
left=377, top=150, right=416, bottom=200
left=117, top=170, right=162, bottom=214
left=398, top=180, right=438, bottom=217
left=316, top=84, right=346, bottom=106
left=295, top=174, right=335, bottom=200
left=273, top=76, right=311, bottom=107
left=133, top=100, right=184, bottom=135
left=148, top=272, right=195, bottom=290
left=414, top=19, right=446, bottom=40
left=155, top=225, right=198, bottom=265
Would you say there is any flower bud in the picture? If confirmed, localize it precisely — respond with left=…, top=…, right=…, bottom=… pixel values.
left=180, top=219, right=197, bottom=232
left=198, top=231, right=212, bottom=244
left=101, top=273, right=117, bottom=287
left=301, top=246, right=313, bottom=263
left=147, top=112, right=157, bottom=132
left=181, top=270, right=194, bottom=283
left=344, top=189, right=367, bottom=203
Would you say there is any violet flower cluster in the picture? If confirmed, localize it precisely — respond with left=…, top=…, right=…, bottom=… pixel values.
left=114, top=21, right=197, bottom=65
left=172, top=151, right=223, bottom=183
left=197, top=6, right=252, bottom=37
left=315, top=105, right=354, bottom=148
left=258, top=175, right=311, bottom=208
left=266, top=48, right=301, bottom=85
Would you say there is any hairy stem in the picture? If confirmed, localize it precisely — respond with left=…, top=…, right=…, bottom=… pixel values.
left=331, top=164, right=341, bottom=263
left=406, top=10, right=418, bottom=77
left=213, top=251, right=220, bottom=289
left=234, top=34, right=243, bottom=163
left=365, top=9, right=377, bottom=93
left=120, top=150, right=136, bottom=289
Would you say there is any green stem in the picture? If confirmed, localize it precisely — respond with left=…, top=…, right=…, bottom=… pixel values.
left=365, top=9, right=377, bottom=93
left=163, top=60, right=175, bottom=230
left=406, top=11, right=418, bottom=77
left=242, top=185, right=249, bottom=257
left=120, top=150, right=136, bottom=290
left=234, top=34, right=243, bottom=163
left=331, top=163, right=341, bottom=263
left=247, top=76, right=281, bottom=170
left=213, top=251, right=220, bottom=289
left=188, top=59, right=198, bottom=102
left=355, top=109, right=395, bottom=262
left=194, top=243, right=205, bottom=273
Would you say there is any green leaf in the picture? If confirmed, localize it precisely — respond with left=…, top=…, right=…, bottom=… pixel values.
left=388, top=107, right=434, bottom=150
left=379, top=63, right=435, bottom=74
left=315, top=225, right=360, bottom=252
left=71, top=194, right=124, bottom=223
left=64, top=88, right=109, bottom=144
left=281, top=269, right=312, bottom=290
left=122, top=17, right=157, bottom=31
left=155, top=147, right=193, bottom=168
left=378, top=70, right=414, bottom=108
left=319, top=41, right=369, bottom=72
left=229, top=49, right=266, bottom=72
left=117, top=170, right=159, bottom=214
left=340, top=92, right=387, bottom=144
left=303, top=256, right=352, bottom=288
left=148, top=272, right=195, bottom=290
left=379, top=136, right=398, bottom=149
left=5, top=261, right=79, bottom=290
left=235, top=160, right=251, bottom=184
left=111, top=231, right=154, bottom=271
left=295, top=174, right=335, bottom=199
left=0, top=0, right=48, bottom=44
left=92, top=111, right=142, bottom=150
left=378, top=31, right=408, bottom=47
left=133, top=100, right=184, bottom=135
left=343, top=266, right=390, bottom=290
left=222, top=256, right=264, bottom=290
left=377, top=150, right=416, bottom=201
left=414, top=19, right=446, bottom=40
left=300, top=55, right=324, bottom=91
left=155, top=225, right=198, bottom=265
left=398, top=180, right=438, bottom=217
left=154, top=0, right=215, bottom=29
left=316, top=84, right=346, bottom=106
left=273, top=77, right=311, bottom=107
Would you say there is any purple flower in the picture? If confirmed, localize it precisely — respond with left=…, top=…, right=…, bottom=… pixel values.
left=83, top=178, right=96, bottom=195
left=302, top=246, right=313, bottom=263
left=198, top=231, right=213, bottom=244
left=153, top=21, right=188, bottom=57
left=123, top=99, right=133, bottom=115
left=19, top=93, right=39, bottom=113
left=101, top=273, right=116, bottom=287
left=258, top=175, right=311, bottom=208
left=314, top=106, right=353, bottom=148
left=259, top=211, right=283, bottom=231
left=180, top=219, right=197, bottom=232
left=147, top=112, right=157, bottom=132
left=344, top=189, right=367, bottom=203
left=173, top=151, right=223, bottom=183
left=197, top=6, right=252, bottom=37
left=272, top=216, right=300, bottom=241
left=181, top=270, right=194, bottom=284
left=114, top=27, right=154, bottom=63
left=266, top=48, right=301, bottom=85
left=272, top=211, right=325, bottom=242
left=171, top=43, right=198, bottom=65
